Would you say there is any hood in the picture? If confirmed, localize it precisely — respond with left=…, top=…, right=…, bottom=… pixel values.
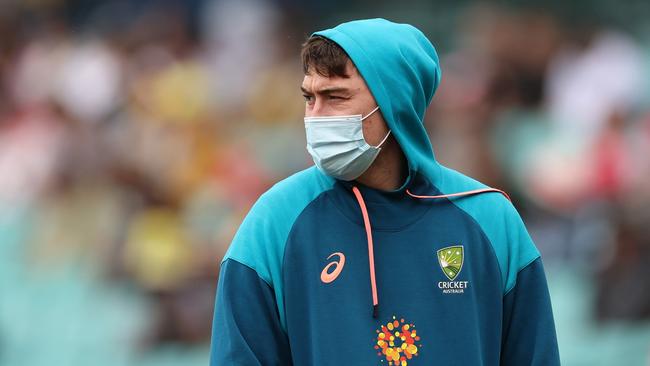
left=313, top=18, right=443, bottom=190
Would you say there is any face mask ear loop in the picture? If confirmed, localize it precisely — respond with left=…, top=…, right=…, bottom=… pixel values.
left=375, top=130, right=392, bottom=149
left=361, top=105, right=380, bottom=121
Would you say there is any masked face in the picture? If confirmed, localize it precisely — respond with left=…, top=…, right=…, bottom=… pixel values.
left=304, top=106, right=391, bottom=180
left=301, top=61, right=391, bottom=180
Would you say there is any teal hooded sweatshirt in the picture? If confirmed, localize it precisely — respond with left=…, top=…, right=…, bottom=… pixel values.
left=210, top=18, right=560, bottom=366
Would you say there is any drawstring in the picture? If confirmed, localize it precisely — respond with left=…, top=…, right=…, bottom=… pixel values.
left=351, top=184, right=511, bottom=319
left=406, top=187, right=511, bottom=202
left=351, top=186, right=379, bottom=318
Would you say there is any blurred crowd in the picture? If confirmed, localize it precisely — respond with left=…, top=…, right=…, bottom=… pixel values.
left=0, top=0, right=311, bottom=363
left=0, top=0, right=649, bottom=365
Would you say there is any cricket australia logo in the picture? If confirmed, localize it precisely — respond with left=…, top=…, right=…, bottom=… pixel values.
left=436, top=245, right=469, bottom=294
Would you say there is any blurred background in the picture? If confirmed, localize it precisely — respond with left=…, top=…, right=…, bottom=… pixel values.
left=1, top=0, right=649, bottom=365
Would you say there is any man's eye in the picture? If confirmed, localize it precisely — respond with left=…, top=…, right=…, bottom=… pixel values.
left=328, top=95, right=342, bottom=100
left=303, top=94, right=314, bottom=102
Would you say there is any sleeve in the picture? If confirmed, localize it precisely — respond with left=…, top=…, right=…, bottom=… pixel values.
left=500, top=257, right=560, bottom=366
left=209, top=258, right=293, bottom=366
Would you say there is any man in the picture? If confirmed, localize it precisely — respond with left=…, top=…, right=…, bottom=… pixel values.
left=210, top=18, right=560, bottom=366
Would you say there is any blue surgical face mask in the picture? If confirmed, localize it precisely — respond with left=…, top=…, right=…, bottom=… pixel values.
left=304, top=106, right=392, bottom=181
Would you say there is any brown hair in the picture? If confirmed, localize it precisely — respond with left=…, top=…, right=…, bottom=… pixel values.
left=300, top=36, right=353, bottom=78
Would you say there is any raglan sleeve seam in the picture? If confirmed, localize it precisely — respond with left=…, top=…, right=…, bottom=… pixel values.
left=222, top=256, right=274, bottom=290
left=503, top=254, right=541, bottom=297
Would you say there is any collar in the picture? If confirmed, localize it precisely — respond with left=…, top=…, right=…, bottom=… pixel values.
left=328, top=171, right=439, bottom=231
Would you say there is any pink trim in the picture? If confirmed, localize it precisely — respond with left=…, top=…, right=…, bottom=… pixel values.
left=405, top=187, right=511, bottom=202
left=351, top=186, right=379, bottom=309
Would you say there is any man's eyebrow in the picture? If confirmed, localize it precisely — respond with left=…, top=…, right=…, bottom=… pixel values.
left=300, top=86, right=352, bottom=95
left=300, top=86, right=312, bottom=94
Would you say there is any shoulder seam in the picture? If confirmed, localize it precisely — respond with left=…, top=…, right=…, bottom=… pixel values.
left=503, top=255, right=541, bottom=296
left=222, top=257, right=274, bottom=290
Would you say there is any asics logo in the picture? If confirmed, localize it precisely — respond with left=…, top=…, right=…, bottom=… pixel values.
left=320, top=252, right=345, bottom=284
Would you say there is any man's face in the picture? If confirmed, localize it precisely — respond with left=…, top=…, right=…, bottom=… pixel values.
left=301, top=61, right=389, bottom=146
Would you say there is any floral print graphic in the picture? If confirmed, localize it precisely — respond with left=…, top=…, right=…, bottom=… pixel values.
left=374, top=316, right=421, bottom=365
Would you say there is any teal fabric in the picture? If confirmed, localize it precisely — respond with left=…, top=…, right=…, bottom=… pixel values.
left=220, top=166, right=334, bottom=331
left=314, top=18, right=539, bottom=294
